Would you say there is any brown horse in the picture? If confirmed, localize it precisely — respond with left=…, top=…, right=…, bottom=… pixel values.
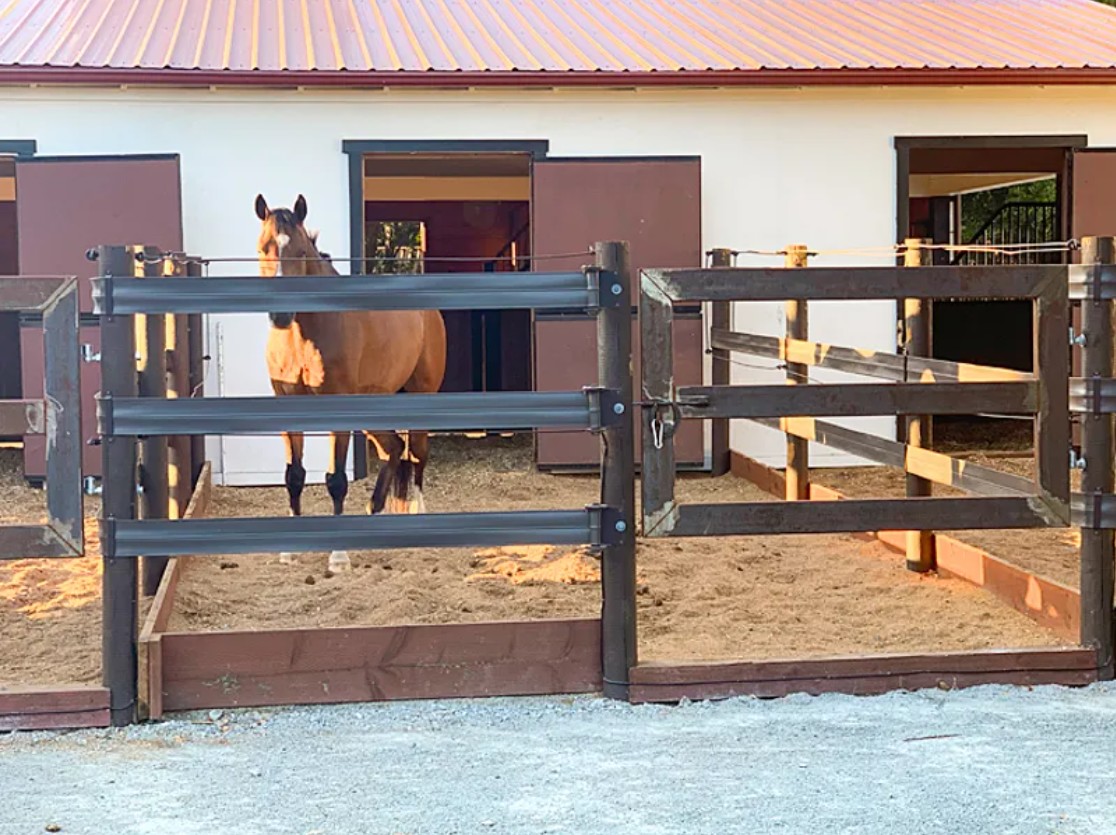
left=255, top=194, right=447, bottom=572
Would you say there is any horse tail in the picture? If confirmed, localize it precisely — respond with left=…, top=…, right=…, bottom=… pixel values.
left=393, top=459, right=414, bottom=504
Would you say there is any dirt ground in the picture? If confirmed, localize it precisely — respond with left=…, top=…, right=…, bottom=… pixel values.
left=166, top=436, right=1067, bottom=662
left=1, top=432, right=1078, bottom=687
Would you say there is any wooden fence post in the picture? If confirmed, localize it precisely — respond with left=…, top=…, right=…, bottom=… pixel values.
left=784, top=245, right=809, bottom=501
left=100, top=245, right=138, bottom=726
left=185, top=259, right=206, bottom=489
left=1079, top=236, right=1115, bottom=678
left=137, top=247, right=169, bottom=597
left=163, top=257, right=193, bottom=520
left=710, top=248, right=733, bottom=476
left=597, top=241, right=637, bottom=700
left=903, top=237, right=935, bottom=572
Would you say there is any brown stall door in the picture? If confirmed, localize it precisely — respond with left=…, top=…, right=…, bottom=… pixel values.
left=17, top=155, right=183, bottom=313
left=16, top=155, right=183, bottom=479
left=1072, top=148, right=1116, bottom=239
left=531, top=157, right=703, bottom=469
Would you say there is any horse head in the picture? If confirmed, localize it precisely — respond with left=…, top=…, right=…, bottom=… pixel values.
left=254, top=193, right=325, bottom=328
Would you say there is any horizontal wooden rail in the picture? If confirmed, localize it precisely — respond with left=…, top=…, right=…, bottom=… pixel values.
left=651, top=496, right=1065, bottom=538
left=710, top=329, right=1030, bottom=384
left=646, top=265, right=1064, bottom=303
left=0, top=399, right=45, bottom=435
left=753, top=417, right=1034, bottom=497
left=676, top=382, right=1037, bottom=419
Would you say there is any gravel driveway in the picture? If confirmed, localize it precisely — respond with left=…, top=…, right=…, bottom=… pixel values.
left=4, top=683, right=1116, bottom=834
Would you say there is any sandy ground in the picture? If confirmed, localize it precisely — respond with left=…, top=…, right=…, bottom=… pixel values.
left=1, top=432, right=1077, bottom=687
left=5, top=685, right=1116, bottom=834
left=167, top=436, right=1065, bottom=663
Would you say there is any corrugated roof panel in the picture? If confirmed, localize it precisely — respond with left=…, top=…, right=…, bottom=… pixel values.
left=2, top=0, right=1116, bottom=83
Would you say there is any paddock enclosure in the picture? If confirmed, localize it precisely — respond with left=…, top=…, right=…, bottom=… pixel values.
left=3, top=234, right=1115, bottom=730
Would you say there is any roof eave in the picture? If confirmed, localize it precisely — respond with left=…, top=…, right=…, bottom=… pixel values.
left=2, top=66, right=1116, bottom=89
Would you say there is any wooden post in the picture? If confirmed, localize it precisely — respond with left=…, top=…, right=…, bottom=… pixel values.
left=100, top=245, right=138, bottom=727
left=137, top=248, right=170, bottom=597
left=784, top=245, right=809, bottom=501
left=709, top=248, right=732, bottom=476
left=184, top=259, right=206, bottom=489
left=1079, top=236, right=1115, bottom=678
left=903, top=238, right=935, bottom=572
left=596, top=241, right=637, bottom=700
left=163, top=258, right=193, bottom=520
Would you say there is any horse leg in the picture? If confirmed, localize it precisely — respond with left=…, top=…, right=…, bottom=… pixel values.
left=325, top=430, right=352, bottom=572
left=278, top=430, right=305, bottom=566
left=404, top=431, right=430, bottom=514
left=364, top=431, right=404, bottom=515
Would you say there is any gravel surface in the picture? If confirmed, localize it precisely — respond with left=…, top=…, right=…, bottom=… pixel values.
left=4, top=684, right=1116, bottom=834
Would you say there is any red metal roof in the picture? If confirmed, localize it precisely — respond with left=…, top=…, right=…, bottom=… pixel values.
left=2, top=0, right=1116, bottom=87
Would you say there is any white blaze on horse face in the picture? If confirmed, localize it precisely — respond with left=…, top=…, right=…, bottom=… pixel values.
left=274, top=233, right=290, bottom=276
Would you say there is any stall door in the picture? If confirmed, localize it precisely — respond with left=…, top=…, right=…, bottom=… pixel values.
left=532, top=157, right=703, bottom=469
left=1072, top=148, right=1116, bottom=239
left=17, top=154, right=183, bottom=480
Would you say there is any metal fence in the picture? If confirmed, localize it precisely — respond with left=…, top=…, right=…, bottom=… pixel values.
left=92, top=242, right=637, bottom=726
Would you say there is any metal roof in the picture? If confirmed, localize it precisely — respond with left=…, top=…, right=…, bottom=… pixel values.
left=2, top=0, right=1116, bottom=87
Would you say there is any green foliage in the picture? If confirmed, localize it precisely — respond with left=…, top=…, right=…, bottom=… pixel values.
left=961, top=178, right=1056, bottom=242
left=364, top=221, right=425, bottom=274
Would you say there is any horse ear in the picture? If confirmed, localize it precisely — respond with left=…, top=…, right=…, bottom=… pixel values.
left=254, top=194, right=269, bottom=221
left=294, top=194, right=308, bottom=224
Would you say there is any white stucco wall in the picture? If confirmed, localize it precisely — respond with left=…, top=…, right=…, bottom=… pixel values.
left=0, top=84, right=1112, bottom=484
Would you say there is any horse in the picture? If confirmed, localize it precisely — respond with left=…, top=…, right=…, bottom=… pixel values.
left=254, top=194, right=447, bottom=572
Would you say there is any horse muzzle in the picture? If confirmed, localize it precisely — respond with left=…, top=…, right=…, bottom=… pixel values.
left=269, top=312, right=296, bottom=328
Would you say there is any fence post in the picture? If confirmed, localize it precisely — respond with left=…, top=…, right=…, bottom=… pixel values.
left=99, top=245, right=138, bottom=726
left=1079, top=235, right=1115, bottom=678
left=185, top=259, right=206, bottom=489
left=903, top=238, right=935, bottom=572
left=784, top=245, right=809, bottom=501
left=709, top=248, right=733, bottom=476
left=137, top=247, right=169, bottom=597
left=596, top=241, right=637, bottom=700
left=163, top=257, right=193, bottom=520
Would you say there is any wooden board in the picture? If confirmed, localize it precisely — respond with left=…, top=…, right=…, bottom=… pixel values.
left=630, top=647, right=1098, bottom=703
left=139, top=462, right=211, bottom=719
left=0, top=686, right=110, bottom=732
left=157, top=618, right=602, bottom=711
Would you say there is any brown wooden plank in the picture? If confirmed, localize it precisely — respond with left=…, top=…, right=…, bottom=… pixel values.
left=0, top=686, right=111, bottom=731
left=630, top=667, right=1096, bottom=703
left=0, top=399, right=44, bottom=435
left=669, top=497, right=1056, bottom=537
left=159, top=618, right=602, bottom=711
left=678, top=382, right=1038, bottom=419
left=730, top=450, right=786, bottom=496
left=655, top=265, right=1064, bottom=303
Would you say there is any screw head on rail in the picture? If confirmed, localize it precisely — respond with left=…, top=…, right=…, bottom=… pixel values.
left=615, top=520, right=627, bottom=533
left=612, top=402, right=625, bottom=415
left=610, top=283, right=623, bottom=296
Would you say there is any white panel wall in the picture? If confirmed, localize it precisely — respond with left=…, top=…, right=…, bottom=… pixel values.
left=0, top=84, right=1111, bottom=483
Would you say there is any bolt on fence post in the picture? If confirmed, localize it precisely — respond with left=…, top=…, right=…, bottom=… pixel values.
left=596, top=240, right=637, bottom=700
left=709, top=248, right=733, bottom=476
left=903, top=238, right=935, bottom=573
left=137, top=247, right=169, bottom=597
left=1079, top=235, right=1115, bottom=678
left=99, top=244, right=139, bottom=726
left=784, top=245, right=809, bottom=501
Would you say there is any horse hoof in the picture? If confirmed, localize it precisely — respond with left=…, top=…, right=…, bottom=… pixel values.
left=278, top=552, right=295, bottom=565
left=328, top=550, right=352, bottom=572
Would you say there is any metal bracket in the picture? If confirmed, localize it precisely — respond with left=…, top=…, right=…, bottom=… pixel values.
left=1072, top=492, right=1116, bottom=530
left=83, top=476, right=102, bottom=496
left=1069, top=377, right=1116, bottom=415
left=1070, top=327, right=1087, bottom=348
left=587, top=267, right=625, bottom=309
left=1070, top=448, right=1087, bottom=471
left=81, top=344, right=102, bottom=363
left=587, top=504, right=626, bottom=548
left=1069, top=263, right=1116, bottom=301
left=100, top=517, right=117, bottom=558
left=584, top=387, right=625, bottom=434
left=96, top=394, right=114, bottom=437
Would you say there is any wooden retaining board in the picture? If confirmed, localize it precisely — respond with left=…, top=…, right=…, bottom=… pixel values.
left=0, top=686, right=110, bottom=732
left=630, top=647, right=1098, bottom=703
left=157, top=618, right=603, bottom=712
